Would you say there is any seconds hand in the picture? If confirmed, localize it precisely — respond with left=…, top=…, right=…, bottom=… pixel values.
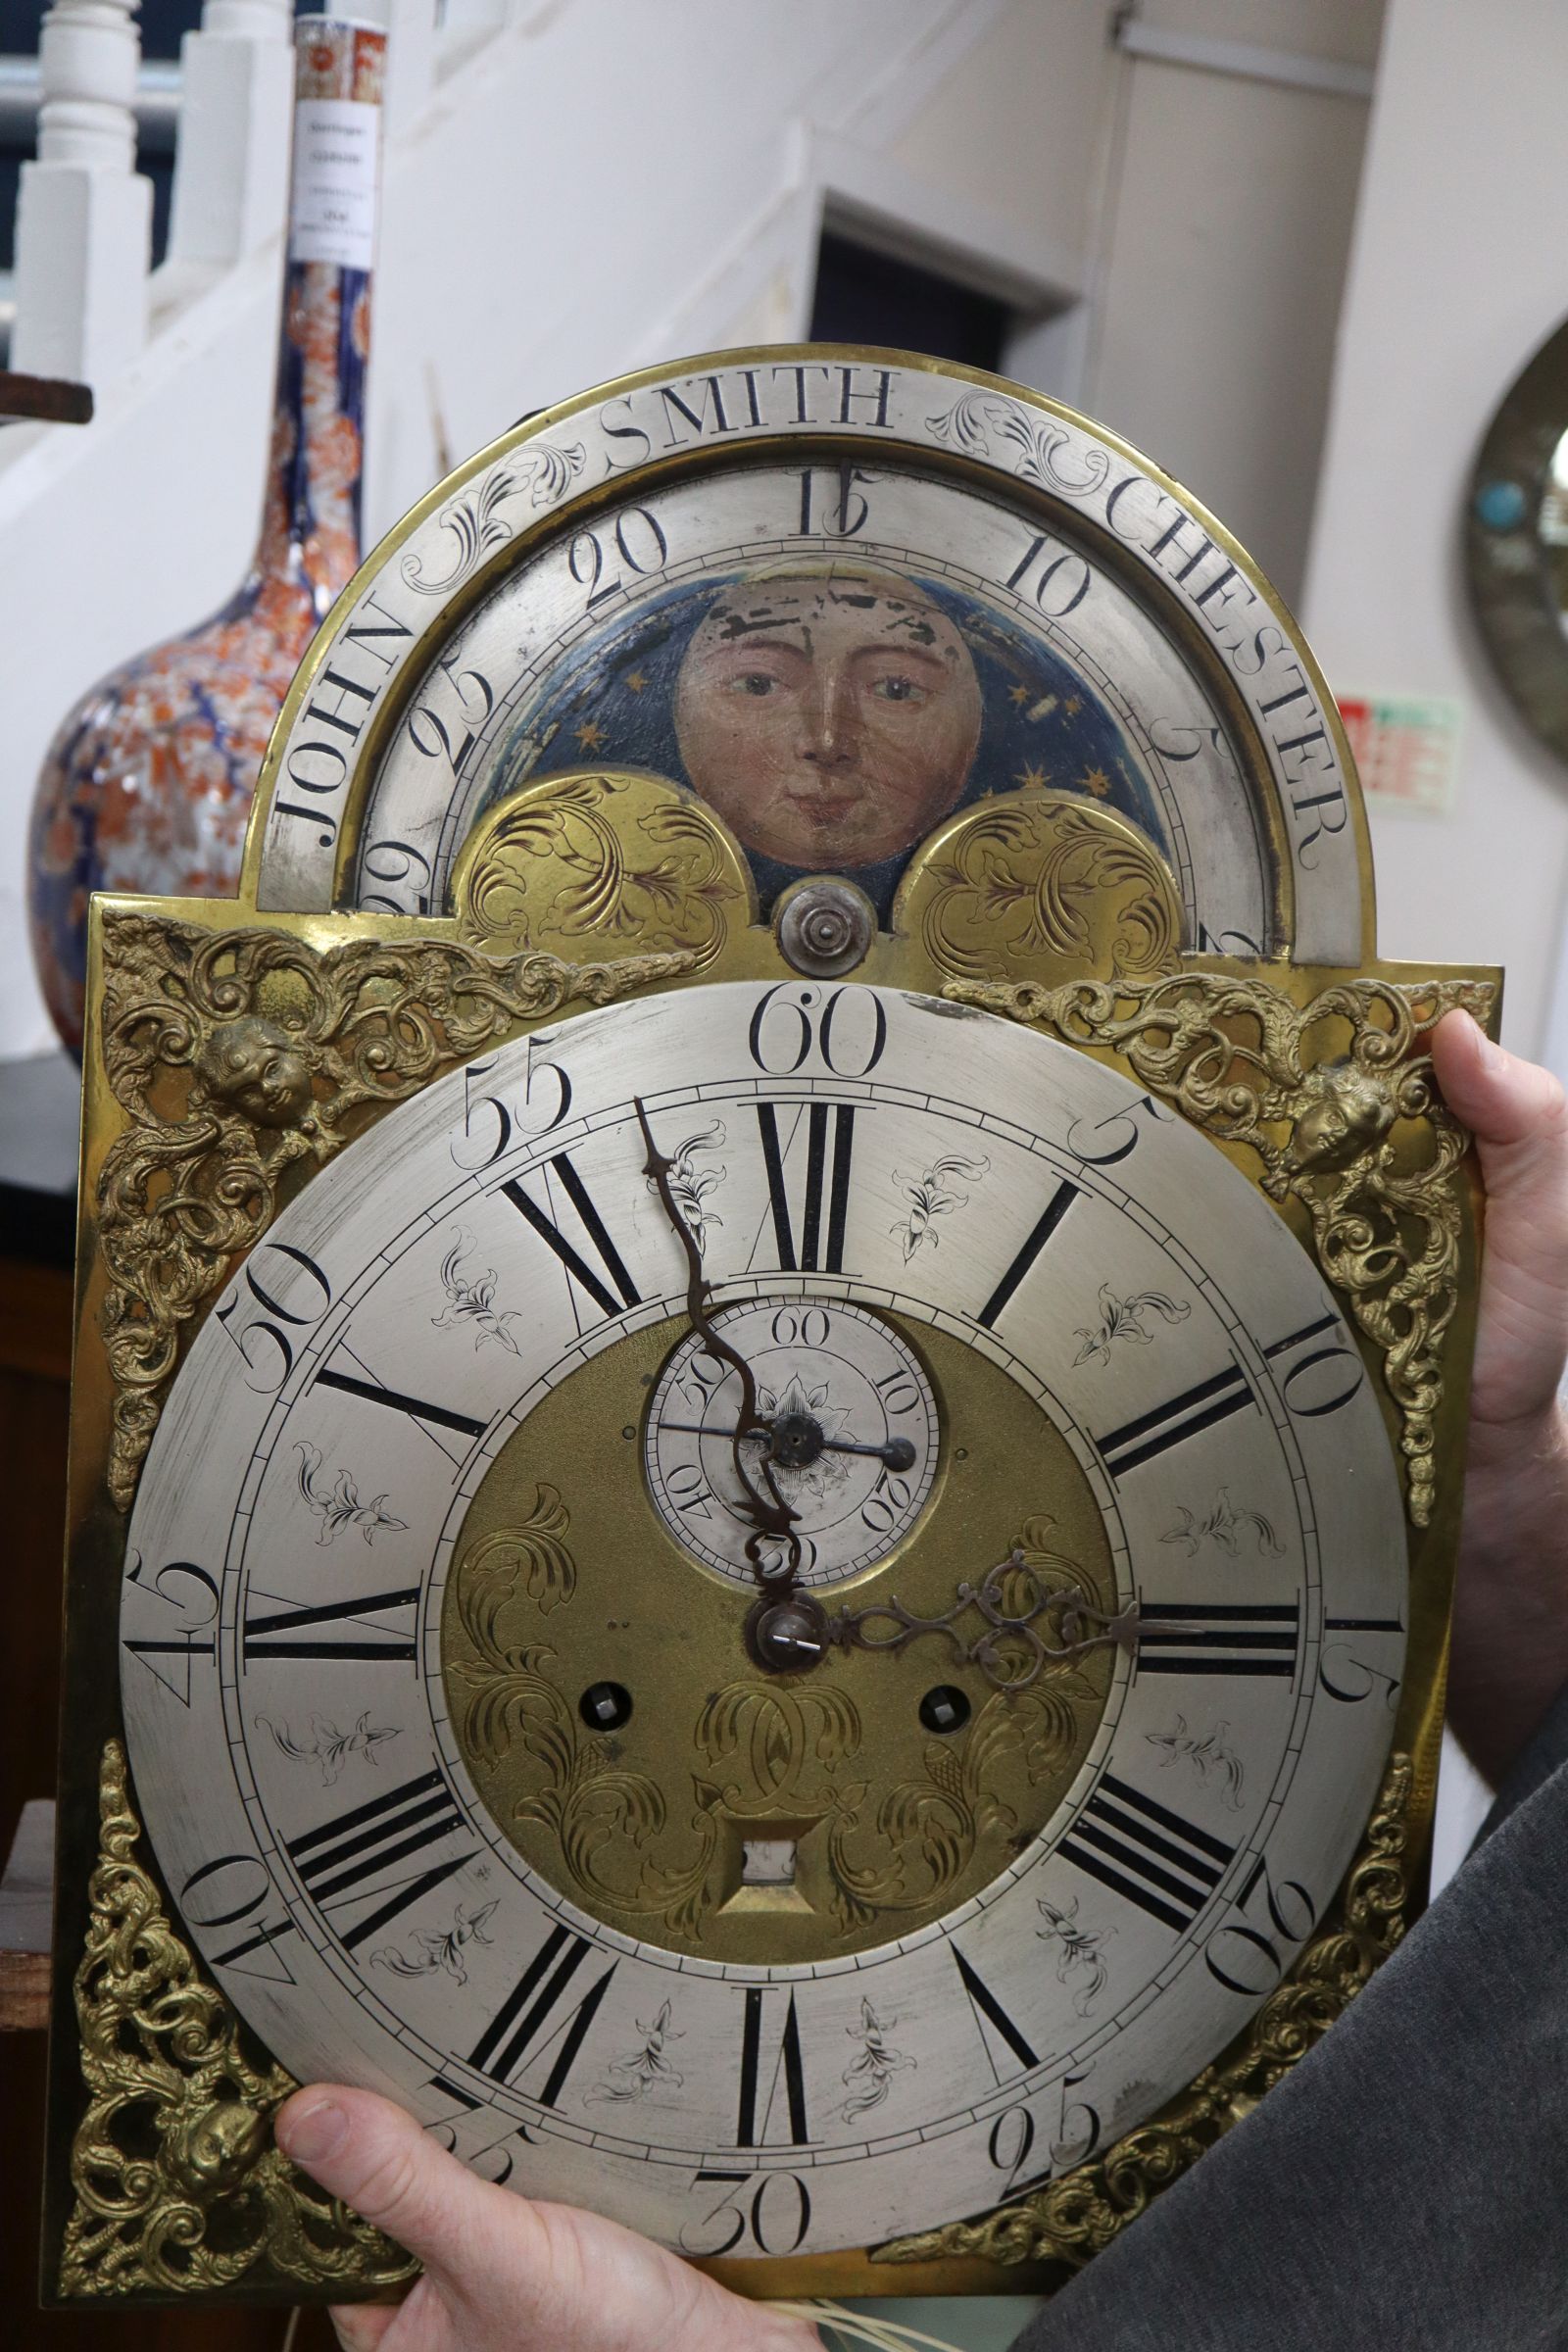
left=634, top=1098, right=804, bottom=1592
left=656, top=1419, right=917, bottom=1471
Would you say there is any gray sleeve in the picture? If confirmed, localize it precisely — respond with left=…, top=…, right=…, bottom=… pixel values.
left=1007, top=1720, right=1568, bottom=2352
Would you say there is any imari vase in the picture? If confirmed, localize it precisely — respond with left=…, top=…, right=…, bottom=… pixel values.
left=27, top=18, right=385, bottom=1053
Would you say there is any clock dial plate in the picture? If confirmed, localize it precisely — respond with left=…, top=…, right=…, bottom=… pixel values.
left=120, top=982, right=1405, bottom=2260
left=248, top=351, right=1371, bottom=965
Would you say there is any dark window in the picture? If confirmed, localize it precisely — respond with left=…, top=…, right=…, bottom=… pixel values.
left=1, top=1, right=316, bottom=283
left=808, top=228, right=1010, bottom=372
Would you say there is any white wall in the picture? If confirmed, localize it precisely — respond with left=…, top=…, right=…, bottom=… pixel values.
left=1298, top=0, right=1568, bottom=1865
left=0, top=0, right=1384, bottom=1055
left=1301, top=0, right=1568, bottom=1057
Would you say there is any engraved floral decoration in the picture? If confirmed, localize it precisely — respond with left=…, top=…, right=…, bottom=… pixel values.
left=648, top=1120, right=727, bottom=1256
left=257, top=1711, right=400, bottom=1788
left=59, top=1739, right=414, bottom=2299
left=372, top=1900, right=499, bottom=1988
left=1073, top=1282, right=1191, bottom=1367
left=877, top=1752, right=1413, bottom=2277
left=432, top=1230, right=523, bottom=1354
left=1146, top=1717, right=1245, bottom=1810
left=451, top=1512, right=1111, bottom=1945
left=944, top=969, right=1497, bottom=1525
left=294, top=1442, right=408, bottom=1544
left=905, top=800, right=1183, bottom=985
left=891, top=1152, right=990, bottom=1262
left=927, top=391, right=1112, bottom=499
left=840, top=1999, right=916, bottom=2123
left=1036, top=1895, right=1113, bottom=2017
left=92, top=909, right=695, bottom=1510
left=457, top=1484, right=577, bottom=1618
left=455, top=771, right=748, bottom=965
left=587, top=2002, right=685, bottom=2107
left=400, top=442, right=586, bottom=595
left=1162, top=1491, right=1285, bottom=1560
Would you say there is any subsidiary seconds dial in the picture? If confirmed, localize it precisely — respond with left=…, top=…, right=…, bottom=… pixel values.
left=646, top=1298, right=939, bottom=1588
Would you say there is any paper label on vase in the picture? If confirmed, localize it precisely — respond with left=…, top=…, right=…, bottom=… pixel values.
left=289, top=98, right=380, bottom=270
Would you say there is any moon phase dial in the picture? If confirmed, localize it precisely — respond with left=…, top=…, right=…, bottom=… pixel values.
left=645, top=1299, right=940, bottom=1590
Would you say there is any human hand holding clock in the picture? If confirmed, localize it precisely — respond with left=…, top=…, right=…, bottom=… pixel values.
left=273, top=1008, right=1568, bottom=2352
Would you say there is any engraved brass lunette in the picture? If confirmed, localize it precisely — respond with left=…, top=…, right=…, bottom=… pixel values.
left=60, top=1739, right=414, bottom=2300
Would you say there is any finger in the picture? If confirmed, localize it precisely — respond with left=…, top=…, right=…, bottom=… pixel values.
left=276, top=2085, right=547, bottom=2287
left=326, top=2303, right=401, bottom=2352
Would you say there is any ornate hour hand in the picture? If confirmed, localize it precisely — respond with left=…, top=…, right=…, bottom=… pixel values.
left=822, top=1552, right=1144, bottom=1691
left=745, top=1548, right=1162, bottom=1690
left=634, top=1098, right=803, bottom=1592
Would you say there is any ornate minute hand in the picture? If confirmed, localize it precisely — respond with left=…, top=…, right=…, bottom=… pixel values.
left=634, top=1098, right=803, bottom=1591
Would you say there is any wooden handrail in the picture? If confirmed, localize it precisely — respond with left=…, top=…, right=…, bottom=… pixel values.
left=0, top=370, right=93, bottom=424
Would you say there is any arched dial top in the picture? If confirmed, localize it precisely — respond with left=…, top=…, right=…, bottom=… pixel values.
left=119, top=982, right=1404, bottom=2262
left=245, top=347, right=1373, bottom=965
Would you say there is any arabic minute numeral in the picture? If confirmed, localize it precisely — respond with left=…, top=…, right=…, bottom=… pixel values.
left=860, top=1469, right=911, bottom=1534
left=796, top=462, right=872, bottom=537
left=567, top=505, right=668, bottom=610
left=1262, top=1310, right=1366, bottom=1415
left=746, top=982, right=887, bottom=1077
left=1059, top=1773, right=1236, bottom=1933
left=1197, top=920, right=1266, bottom=958
left=1004, top=531, right=1093, bottom=616
left=122, top=1555, right=219, bottom=1704
left=360, top=836, right=432, bottom=916
left=466, top=1923, right=617, bottom=2104
left=680, top=2171, right=812, bottom=2259
left=1204, top=1852, right=1316, bottom=1996
left=179, top=1853, right=298, bottom=1980
left=214, top=1241, right=334, bottom=1394
left=451, top=1044, right=573, bottom=1169
left=1319, top=1615, right=1404, bottom=1705
left=1065, top=1093, right=1175, bottom=1168
left=406, top=659, right=495, bottom=776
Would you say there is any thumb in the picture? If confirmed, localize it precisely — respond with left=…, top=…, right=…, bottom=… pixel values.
left=276, top=2084, right=548, bottom=2286
left=1430, top=1008, right=1568, bottom=1175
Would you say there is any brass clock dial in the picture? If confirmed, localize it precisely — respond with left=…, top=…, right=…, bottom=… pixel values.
left=117, top=981, right=1406, bottom=2264
left=244, top=348, right=1373, bottom=965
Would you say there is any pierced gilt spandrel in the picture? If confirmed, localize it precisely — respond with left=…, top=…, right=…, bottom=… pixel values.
left=60, top=1738, right=415, bottom=2302
left=87, top=898, right=701, bottom=1510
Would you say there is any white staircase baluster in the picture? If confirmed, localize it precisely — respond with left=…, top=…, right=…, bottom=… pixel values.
left=354, top=0, right=437, bottom=138
left=12, top=0, right=153, bottom=385
left=168, top=0, right=292, bottom=268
